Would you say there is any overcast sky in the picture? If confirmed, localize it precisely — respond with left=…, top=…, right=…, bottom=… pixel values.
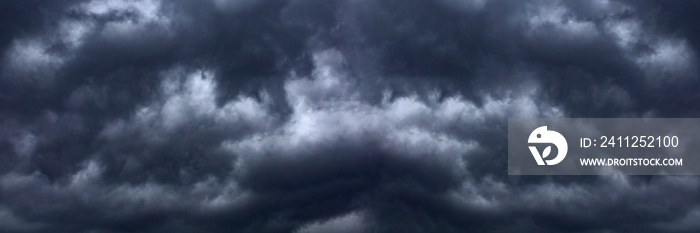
left=1, top=0, right=700, bottom=232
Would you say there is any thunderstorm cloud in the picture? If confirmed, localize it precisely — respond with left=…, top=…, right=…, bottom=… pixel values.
left=0, top=0, right=699, bottom=232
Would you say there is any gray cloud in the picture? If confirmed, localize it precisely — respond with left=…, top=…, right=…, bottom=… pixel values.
left=0, top=0, right=699, bottom=232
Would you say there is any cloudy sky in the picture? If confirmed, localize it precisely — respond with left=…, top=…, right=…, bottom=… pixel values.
left=1, top=0, right=700, bottom=232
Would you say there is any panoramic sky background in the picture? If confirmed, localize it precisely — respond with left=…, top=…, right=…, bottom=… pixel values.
left=1, top=0, right=699, bottom=232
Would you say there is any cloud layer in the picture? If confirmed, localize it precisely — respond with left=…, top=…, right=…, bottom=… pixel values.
left=1, top=0, right=699, bottom=232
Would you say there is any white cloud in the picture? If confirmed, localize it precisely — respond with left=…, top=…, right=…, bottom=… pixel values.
left=100, top=67, right=274, bottom=140
left=58, top=19, right=95, bottom=49
left=226, top=49, right=561, bottom=177
left=524, top=2, right=600, bottom=40
left=89, top=49, right=565, bottom=227
left=1, top=1, right=172, bottom=86
left=12, top=132, right=37, bottom=158
left=605, top=17, right=698, bottom=83
left=636, top=39, right=697, bottom=80
left=295, top=211, right=367, bottom=233
left=449, top=176, right=508, bottom=213
left=0, top=158, right=248, bottom=216
left=1, top=38, right=64, bottom=85
left=606, top=19, right=643, bottom=49
left=78, top=0, right=172, bottom=37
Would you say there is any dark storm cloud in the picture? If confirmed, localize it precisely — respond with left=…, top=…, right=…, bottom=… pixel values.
left=0, top=0, right=699, bottom=232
